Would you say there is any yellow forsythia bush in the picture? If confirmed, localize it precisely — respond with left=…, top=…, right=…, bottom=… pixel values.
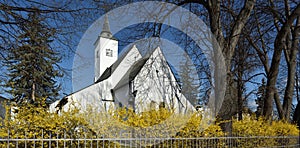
left=176, top=113, right=224, bottom=137
left=111, top=108, right=224, bottom=137
left=232, top=115, right=299, bottom=147
left=233, top=115, right=299, bottom=136
left=0, top=102, right=119, bottom=148
left=113, top=107, right=172, bottom=128
left=1, top=102, right=299, bottom=147
left=107, top=107, right=223, bottom=147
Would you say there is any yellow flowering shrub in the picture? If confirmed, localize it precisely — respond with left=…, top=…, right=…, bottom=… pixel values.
left=0, top=102, right=119, bottom=147
left=88, top=107, right=225, bottom=147
left=176, top=113, right=224, bottom=137
left=168, top=113, right=226, bottom=147
left=1, top=102, right=299, bottom=148
left=113, top=107, right=172, bottom=128
left=233, top=115, right=299, bottom=136
left=232, top=115, right=299, bottom=147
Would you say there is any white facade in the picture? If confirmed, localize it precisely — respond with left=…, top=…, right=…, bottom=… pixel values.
left=94, top=36, right=118, bottom=82
left=50, top=15, right=195, bottom=114
left=50, top=45, right=142, bottom=113
left=132, top=47, right=194, bottom=113
left=51, top=80, right=114, bottom=112
left=50, top=46, right=195, bottom=114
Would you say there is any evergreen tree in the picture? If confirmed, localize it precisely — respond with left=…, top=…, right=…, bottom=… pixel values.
left=255, top=78, right=266, bottom=118
left=4, top=12, right=62, bottom=105
left=178, top=54, right=200, bottom=106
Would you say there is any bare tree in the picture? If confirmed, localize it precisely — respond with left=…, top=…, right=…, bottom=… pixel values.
left=262, top=2, right=300, bottom=120
left=245, top=0, right=300, bottom=120
left=202, top=0, right=255, bottom=132
left=232, top=30, right=262, bottom=120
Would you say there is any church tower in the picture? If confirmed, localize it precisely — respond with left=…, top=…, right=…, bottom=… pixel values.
left=94, top=14, right=118, bottom=82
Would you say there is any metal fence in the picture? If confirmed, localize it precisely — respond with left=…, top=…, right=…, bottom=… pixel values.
left=0, top=136, right=299, bottom=148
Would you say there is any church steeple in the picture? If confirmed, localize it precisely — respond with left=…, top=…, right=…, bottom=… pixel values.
left=94, top=14, right=118, bottom=82
left=100, top=14, right=112, bottom=39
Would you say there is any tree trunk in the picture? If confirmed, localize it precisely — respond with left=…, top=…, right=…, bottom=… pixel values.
left=263, top=4, right=300, bottom=118
left=282, top=17, right=300, bottom=121
left=274, top=88, right=284, bottom=119
left=293, top=73, right=300, bottom=126
left=292, top=102, right=300, bottom=127
left=207, top=0, right=255, bottom=133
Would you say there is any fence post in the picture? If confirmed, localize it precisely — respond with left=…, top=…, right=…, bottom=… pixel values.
left=96, top=134, right=98, bottom=148
left=42, top=129, right=44, bottom=148
left=33, top=134, right=35, bottom=147
left=7, top=129, right=9, bottom=148
left=63, top=130, right=66, bottom=148
left=56, top=133, right=59, bottom=148
left=16, top=135, right=18, bottom=148
left=102, top=135, right=104, bottom=148
left=84, top=131, right=87, bottom=148
left=25, top=131, right=27, bottom=148
left=49, top=132, right=51, bottom=148
left=78, top=132, right=80, bottom=148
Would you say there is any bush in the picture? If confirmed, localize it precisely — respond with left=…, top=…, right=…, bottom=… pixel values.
left=232, top=115, right=299, bottom=147
left=232, top=115, right=299, bottom=136
left=1, top=103, right=298, bottom=147
left=0, top=102, right=117, bottom=147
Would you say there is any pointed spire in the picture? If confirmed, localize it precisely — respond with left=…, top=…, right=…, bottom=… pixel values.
left=100, top=14, right=112, bottom=38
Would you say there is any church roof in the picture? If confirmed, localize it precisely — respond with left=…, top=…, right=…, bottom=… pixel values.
left=95, top=44, right=138, bottom=83
left=96, top=45, right=160, bottom=84
left=100, top=14, right=112, bottom=39
left=97, top=46, right=181, bottom=92
left=94, top=14, right=117, bottom=46
left=113, top=57, right=148, bottom=90
left=76, top=45, right=181, bottom=101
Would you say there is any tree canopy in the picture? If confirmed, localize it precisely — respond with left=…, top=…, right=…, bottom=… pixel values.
left=4, top=11, right=62, bottom=105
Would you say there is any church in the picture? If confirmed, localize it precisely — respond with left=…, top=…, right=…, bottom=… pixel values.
left=50, top=15, right=195, bottom=114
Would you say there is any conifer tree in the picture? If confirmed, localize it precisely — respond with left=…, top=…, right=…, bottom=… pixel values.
left=255, top=78, right=266, bottom=118
left=4, top=11, right=62, bottom=105
left=178, top=54, right=200, bottom=106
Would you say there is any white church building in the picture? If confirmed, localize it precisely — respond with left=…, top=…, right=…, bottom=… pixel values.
left=50, top=15, right=195, bottom=114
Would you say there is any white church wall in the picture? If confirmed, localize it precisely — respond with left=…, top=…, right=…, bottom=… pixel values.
left=50, top=79, right=114, bottom=113
left=133, top=47, right=195, bottom=114
left=49, top=100, right=59, bottom=113
left=95, top=37, right=118, bottom=82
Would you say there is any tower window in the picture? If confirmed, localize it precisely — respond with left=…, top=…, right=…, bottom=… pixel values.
left=106, top=49, right=113, bottom=57
left=97, top=51, right=99, bottom=58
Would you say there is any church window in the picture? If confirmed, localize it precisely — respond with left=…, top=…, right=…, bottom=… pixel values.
left=97, top=51, right=99, bottom=58
left=106, top=49, right=113, bottom=57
